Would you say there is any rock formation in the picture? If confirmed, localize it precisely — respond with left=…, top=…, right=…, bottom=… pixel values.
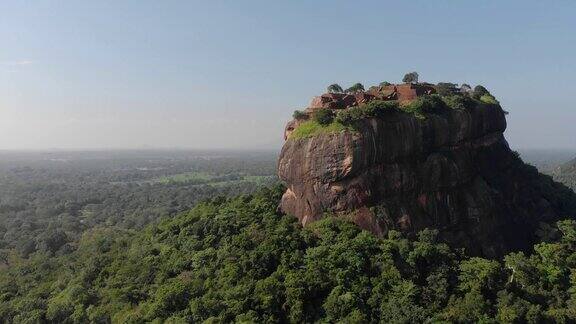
left=278, top=91, right=576, bottom=257
left=309, top=83, right=436, bottom=110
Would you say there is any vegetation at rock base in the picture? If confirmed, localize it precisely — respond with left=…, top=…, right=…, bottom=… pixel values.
left=335, top=100, right=400, bottom=125
left=551, top=157, right=576, bottom=192
left=2, top=184, right=576, bottom=323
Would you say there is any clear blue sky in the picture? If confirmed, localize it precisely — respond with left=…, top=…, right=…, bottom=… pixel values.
left=1, top=1, right=575, bottom=150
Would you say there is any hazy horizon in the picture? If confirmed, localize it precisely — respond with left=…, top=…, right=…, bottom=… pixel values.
left=2, top=1, right=576, bottom=151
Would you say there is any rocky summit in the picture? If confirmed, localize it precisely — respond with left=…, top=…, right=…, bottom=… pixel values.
left=278, top=83, right=576, bottom=257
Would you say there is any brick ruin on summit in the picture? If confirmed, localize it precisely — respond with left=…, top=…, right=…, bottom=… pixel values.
left=308, top=83, right=436, bottom=111
left=284, top=83, right=438, bottom=140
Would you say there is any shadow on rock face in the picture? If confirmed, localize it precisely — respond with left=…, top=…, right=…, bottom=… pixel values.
left=278, top=105, right=576, bottom=258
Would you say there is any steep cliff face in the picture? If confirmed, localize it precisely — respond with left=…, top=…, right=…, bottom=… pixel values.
left=278, top=103, right=576, bottom=257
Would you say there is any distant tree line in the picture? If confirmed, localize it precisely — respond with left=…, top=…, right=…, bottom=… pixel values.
left=0, top=154, right=278, bottom=260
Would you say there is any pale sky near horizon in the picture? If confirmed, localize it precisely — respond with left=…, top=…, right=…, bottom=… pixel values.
left=1, top=1, right=575, bottom=150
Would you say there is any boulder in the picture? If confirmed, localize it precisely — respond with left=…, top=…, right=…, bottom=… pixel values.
left=278, top=102, right=576, bottom=257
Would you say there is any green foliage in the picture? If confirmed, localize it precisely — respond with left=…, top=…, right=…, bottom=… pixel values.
left=292, top=110, right=307, bottom=120
left=441, top=94, right=475, bottom=110
left=458, top=258, right=504, bottom=294
left=379, top=81, right=392, bottom=87
left=435, top=82, right=459, bottom=96
left=299, top=81, right=503, bottom=133
left=327, top=83, right=343, bottom=93
left=1, top=186, right=576, bottom=322
left=403, top=71, right=419, bottom=83
left=0, top=152, right=278, bottom=258
left=345, top=83, right=365, bottom=93
left=403, top=94, right=445, bottom=117
left=332, top=92, right=495, bottom=125
left=558, top=219, right=576, bottom=244
left=335, top=100, right=400, bottom=125
left=480, top=94, right=499, bottom=105
left=473, top=85, right=490, bottom=98
left=313, top=108, right=335, bottom=125
left=289, top=120, right=351, bottom=139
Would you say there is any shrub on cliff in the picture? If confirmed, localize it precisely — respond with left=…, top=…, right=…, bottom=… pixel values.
left=335, top=94, right=478, bottom=125
left=335, top=100, right=400, bottom=125
left=436, top=82, right=459, bottom=96
left=332, top=92, right=495, bottom=125
left=364, top=100, right=400, bottom=115
left=404, top=94, right=445, bottom=116
left=292, top=110, right=307, bottom=120
left=480, top=94, right=499, bottom=105
left=335, top=107, right=365, bottom=125
left=442, top=94, right=475, bottom=110
left=313, top=108, right=335, bottom=125
left=473, top=85, right=490, bottom=99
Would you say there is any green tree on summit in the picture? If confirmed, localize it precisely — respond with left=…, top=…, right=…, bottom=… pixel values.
left=345, top=83, right=365, bottom=93
left=472, top=85, right=499, bottom=104
left=461, top=83, right=472, bottom=93
left=327, top=84, right=344, bottom=93
left=472, top=85, right=490, bottom=98
left=403, top=71, right=419, bottom=83
left=436, top=82, right=458, bottom=96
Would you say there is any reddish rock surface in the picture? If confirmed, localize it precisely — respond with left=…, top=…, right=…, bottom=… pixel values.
left=309, top=93, right=360, bottom=110
left=278, top=102, right=576, bottom=257
left=309, top=83, right=436, bottom=110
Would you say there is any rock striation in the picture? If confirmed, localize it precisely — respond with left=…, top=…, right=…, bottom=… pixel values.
left=278, top=98, right=576, bottom=257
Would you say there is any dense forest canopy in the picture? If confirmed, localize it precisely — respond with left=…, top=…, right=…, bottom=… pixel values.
left=0, top=150, right=277, bottom=259
left=1, top=185, right=576, bottom=323
left=2, top=150, right=576, bottom=322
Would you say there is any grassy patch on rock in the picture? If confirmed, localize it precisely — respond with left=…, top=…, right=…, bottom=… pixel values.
left=289, top=120, right=353, bottom=139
